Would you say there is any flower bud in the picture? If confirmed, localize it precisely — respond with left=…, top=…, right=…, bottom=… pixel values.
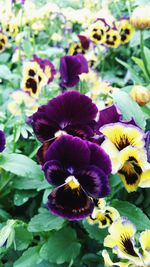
left=130, top=6, right=150, bottom=29
left=130, top=85, right=150, bottom=106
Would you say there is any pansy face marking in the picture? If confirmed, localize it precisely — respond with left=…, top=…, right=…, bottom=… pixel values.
left=118, top=147, right=149, bottom=192
left=42, top=135, right=111, bottom=220
left=68, top=42, right=84, bottom=55
left=89, top=19, right=109, bottom=44
left=0, top=33, right=8, bottom=53
left=116, top=19, right=135, bottom=44
left=104, top=218, right=141, bottom=263
left=105, top=29, right=121, bottom=48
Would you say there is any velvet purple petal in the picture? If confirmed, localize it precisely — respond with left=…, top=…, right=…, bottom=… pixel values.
left=47, top=184, right=94, bottom=220
left=75, top=165, right=110, bottom=198
left=33, top=55, right=56, bottom=84
left=88, top=142, right=112, bottom=175
left=44, top=135, right=90, bottom=169
left=43, top=160, right=69, bottom=186
left=29, top=113, right=59, bottom=142
left=78, top=35, right=90, bottom=50
left=45, top=90, right=98, bottom=125
left=60, top=54, right=88, bottom=87
left=65, top=124, right=94, bottom=139
left=145, top=131, right=150, bottom=163
left=0, top=130, right=5, bottom=152
left=97, top=105, right=122, bottom=129
left=28, top=90, right=98, bottom=142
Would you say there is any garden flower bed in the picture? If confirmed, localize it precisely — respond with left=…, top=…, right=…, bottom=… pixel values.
left=0, top=0, right=149, bottom=266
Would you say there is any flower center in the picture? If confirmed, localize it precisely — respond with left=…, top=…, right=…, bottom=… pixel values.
left=65, top=176, right=80, bottom=189
left=54, top=130, right=66, bottom=138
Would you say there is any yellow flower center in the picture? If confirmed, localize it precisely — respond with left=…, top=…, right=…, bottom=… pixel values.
left=65, top=176, right=80, bottom=189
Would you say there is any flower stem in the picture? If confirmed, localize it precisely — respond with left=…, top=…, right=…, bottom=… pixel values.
left=140, top=30, right=150, bottom=80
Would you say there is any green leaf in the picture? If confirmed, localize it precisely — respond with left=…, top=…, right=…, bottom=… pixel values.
left=144, top=46, right=150, bottom=73
left=40, top=226, right=81, bottom=264
left=14, top=223, right=33, bottom=251
left=0, top=53, right=10, bottom=63
left=132, top=56, right=149, bottom=80
left=0, top=153, right=44, bottom=189
left=28, top=208, right=65, bottom=232
left=111, top=199, right=150, bottom=230
left=0, top=65, right=11, bottom=80
left=0, top=208, right=10, bottom=222
left=14, top=246, right=41, bottom=267
left=113, top=90, right=146, bottom=129
left=14, top=191, right=37, bottom=206
left=82, top=220, right=107, bottom=243
left=115, top=58, right=142, bottom=84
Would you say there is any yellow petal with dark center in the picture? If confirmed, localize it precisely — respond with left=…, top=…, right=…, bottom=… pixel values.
left=118, top=147, right=147, bottom=192
left=101, top=123, right=144, bottom=151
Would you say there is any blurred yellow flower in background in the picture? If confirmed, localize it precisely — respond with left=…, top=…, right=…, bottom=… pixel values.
left=8, top=91, right=38, bottom=116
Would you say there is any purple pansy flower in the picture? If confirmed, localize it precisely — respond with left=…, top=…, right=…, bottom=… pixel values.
left=43, top=135, right=111, bottom=220
left=33, top=55, right=56, bottom=84
left=28, top=90, right=98, bottom=164
left=0, top=130, right=5, bottom=152
left=59, top=54, right=88, bottom=88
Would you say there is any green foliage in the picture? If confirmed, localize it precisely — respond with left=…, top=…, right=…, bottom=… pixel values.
left=14, top=246, right=42, bottom=267
left=28, top=208, right=65, bottom=232
left=111, top=199, right=150, bottom=230
left=82, top=220, right=108, bottom=244
left=40, top=226, right=81, bottom=264
left=0, top=0, right=149, bottom=266
left=113, top=90, right=146, bottom=129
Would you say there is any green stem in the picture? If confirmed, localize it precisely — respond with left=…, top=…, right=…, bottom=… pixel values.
left=140, top=30, right=150, bottom=80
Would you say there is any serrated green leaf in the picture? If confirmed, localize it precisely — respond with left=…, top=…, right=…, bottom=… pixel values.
left=111, top=199, right=150, bottom=230
left=40, top=227, right=81, bottom=264
left=82, top=220, right=107, bottom=243
left=113, top=90, right=146, bottom=129
left=14, top=246, right=41, bottom=267
left=28, top=208, right=65, bottom=232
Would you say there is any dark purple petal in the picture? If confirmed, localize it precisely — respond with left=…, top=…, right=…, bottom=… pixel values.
left=145, top=131, right=150, bottom=163
left=97, top=105, right=122, bottom=129
left=88, top=142, right=112, bottom=175
left=47, top=184, right=94, bottom=220
left=33, top=55, right=56, bottom=84
left=75, top=165, right=110, bottom=198
left=0, top=130, right=5, bottom=152
left=65, top=124, right=94, bottom=139
left=60, top=54, right=88, bottom=87
left=78, top=35, right=90, bottom=50
left=28, top=90, right=98, bottom=142
left=44, top=135, right=90, bottom=169
left=122, top=118, right=138, bottom=127
left=43, top=160, right=69, bottom=186
left=29, top=113, right=59, bottom=142
left=37, top=141, right=52, bottom=165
